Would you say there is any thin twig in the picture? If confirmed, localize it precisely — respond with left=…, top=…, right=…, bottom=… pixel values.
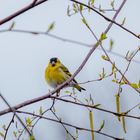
left=51, top=109, right=76, bottom=140
left=48, top=96, right=140, bottom=120
left=16, top=110, right=124, bottom=140
left=31, top=0, right=38, bottom=6
left=0, top=93, right=32, bottom=137
left=17, top=99, right=55, bottom=139
left=125, top=103, right=140, bottom=114
left=0, top=28, right=139, bottom=64
left=69, top=0, right=139, bottom=39
left=78, top=0, right=140, bottom=94
left=0, top=0, right=48, bottom=25
left=4, top=114, right=15, bottom=140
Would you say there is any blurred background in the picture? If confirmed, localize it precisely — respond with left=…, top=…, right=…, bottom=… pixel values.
left=0, top=0, right=140, bottom=140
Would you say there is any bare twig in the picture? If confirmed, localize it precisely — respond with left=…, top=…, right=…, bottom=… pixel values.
left=17, top=98, right=55, bottom=139
left=16, top=110, right=124, bottom=140
left=49, top=96, right=140, bottom=120
left=4, top=114, right=15, bottom=140
left=31, top=0, right=38, bottom=6
left=31, top=98, right=56, bottom=130
left=69, top=0, right=139, bottom=39
left=124, top=103, right=140, bottom=114
left=0, top=0, right=48, bottom=25
left=0, top=93, right=32, bottom=137
left=0, top=28, right=139, bottom=64
left=51, top=109, right=76, bottom=140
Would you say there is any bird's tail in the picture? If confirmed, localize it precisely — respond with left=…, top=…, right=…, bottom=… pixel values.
left=74, top=84, right=86, bottom=92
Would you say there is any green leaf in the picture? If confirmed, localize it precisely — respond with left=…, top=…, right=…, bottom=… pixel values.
left=91, top=0, right=95, bottom=5
left=13, top=131, right=17, bottom=137
left=121, top=17, right=126, bottom=26
left=98, top=120, right=105, bottom=132
left=9, top=21, right=15, bottom=30
left=89, top=0, right=95, bottom=6
left=79, top=4, right=83, bottom=12
left=73, top=3, right=78, bottom=13
left=100, top=33, right=107, bottom=40
left=98, top=5, right=104, bottom=13
left=39, top=106, right=43, bottom=115
left=110, top=0, right=115, bottom=9
left=89, top=94, right=94, bottom=105
left=82, top=18, right=87, bottom=25
left=26, top=117, right=32, bottom=127
left=0, top=132, right=4, bottom=138
left=130, top=83, right=138, bottom=89
left=89, top=111, right=94, bottom=140
left=85, top=98, right=89, bottom=104
left=138, top=80, right=140, bottom=88
left=109, top=39, right=114, bottom=51
left=65, top=90, right=70, bottom=94
left=47, top=22, right=55, bottom=33
left=121, top=115, right=127, bottom=133
left=115, top=94, right=121, bottom=121
left=66, top=131, right=68, bottom=140
left=112, top=63, right=115, bottom=72
left=112, top=79, right=117, bottom=83
left=67, top=5, right=70, bottom=16
left=101, top=55, right=109, bottom=61
left=76, top=129, right=78, bottom=139
left=119, top=82, right=125, bottom=85
left=30, top=31, right=39, bottom=35
left=122, top=77, right=128, bottom=84
left=2, top=125, right=6, bottom=130
left=30, top=135, right=35, bottom=140
left=52, top=106, right=56, bottom=112
left=99, top=68, right=106, bottom=78
left=92, top=104, right=101, bottom=108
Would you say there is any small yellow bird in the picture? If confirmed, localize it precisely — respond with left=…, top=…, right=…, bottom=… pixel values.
left=45, top=57, right=85, bottom=92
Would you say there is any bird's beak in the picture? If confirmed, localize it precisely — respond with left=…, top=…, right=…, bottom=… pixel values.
left=51, top=61, right=55, bottom=66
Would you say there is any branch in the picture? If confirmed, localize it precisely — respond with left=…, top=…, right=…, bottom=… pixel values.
left=49, top=96, right=140, bottom=120
left=0, top=0, right=48, bottom=25
left=16, top=110, right=124, bottom=140
left=69, top=0, right=140, bottom=39
left=0, top=95, right=139, bottom=120
left=4, top=114, right=15, bottom=140
left=78, top=0, right=140, bottom=94
left=0, top=93, right=32, bottom=137
left=50, top=109, right=75, bottom=140
left=0, top=28, right=139, bottom=64
left=0, top=0, right=130, bottom=118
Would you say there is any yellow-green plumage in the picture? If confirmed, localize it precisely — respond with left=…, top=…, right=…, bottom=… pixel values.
left=45, top=57, right=85, bottom=92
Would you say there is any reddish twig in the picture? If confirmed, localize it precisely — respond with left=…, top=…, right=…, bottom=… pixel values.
left=0, top=0, right=48, bottom=25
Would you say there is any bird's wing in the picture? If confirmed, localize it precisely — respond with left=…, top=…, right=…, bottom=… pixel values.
left=60, top=64, right=78, bottom=83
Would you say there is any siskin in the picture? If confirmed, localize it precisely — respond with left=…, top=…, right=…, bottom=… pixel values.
left=45, top=57, right=85, bottom=92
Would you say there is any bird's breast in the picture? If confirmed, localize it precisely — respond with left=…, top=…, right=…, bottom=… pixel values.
left=45, top=67, right=68, bottom=88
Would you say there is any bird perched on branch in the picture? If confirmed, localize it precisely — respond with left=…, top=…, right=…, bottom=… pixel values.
left=45, top=57, right=85, bottom=92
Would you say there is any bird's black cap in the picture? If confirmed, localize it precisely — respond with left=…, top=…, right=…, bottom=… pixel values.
left=50, top=57, right=58, bottom=63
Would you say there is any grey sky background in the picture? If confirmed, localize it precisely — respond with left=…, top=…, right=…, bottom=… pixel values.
left=0, top=0, right=140, bottom=140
